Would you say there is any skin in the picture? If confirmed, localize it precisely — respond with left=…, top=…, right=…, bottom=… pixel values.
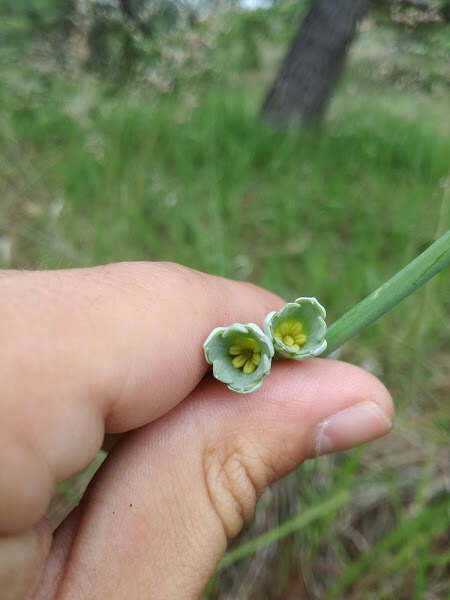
left=0, top=262, right=394, bottom=599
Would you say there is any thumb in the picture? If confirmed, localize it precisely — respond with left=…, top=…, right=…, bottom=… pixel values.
left=42, top=359, right=393, bottom=599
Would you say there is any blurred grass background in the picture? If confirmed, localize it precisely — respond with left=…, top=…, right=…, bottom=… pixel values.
left=0, top=1, right=449, bottom=598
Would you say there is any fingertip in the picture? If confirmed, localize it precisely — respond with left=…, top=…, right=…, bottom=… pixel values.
left=193, top=357, right=394, bottom=475
left=361, top=364, right=394, bottom=424
left=269, top=358, right=394, bottom=459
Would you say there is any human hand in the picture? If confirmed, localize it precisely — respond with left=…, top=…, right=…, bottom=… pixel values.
left=0, top=262, right=393, bottom=599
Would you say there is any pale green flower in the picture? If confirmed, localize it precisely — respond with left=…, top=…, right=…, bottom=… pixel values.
left=203, top=323, right=274, bottom=393
left=264, top=297, right=327, bottom=359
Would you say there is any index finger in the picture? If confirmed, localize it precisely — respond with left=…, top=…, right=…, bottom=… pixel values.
left=0, top=261, right=284, bottom=533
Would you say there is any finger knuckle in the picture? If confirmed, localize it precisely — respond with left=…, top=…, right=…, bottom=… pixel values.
left=202, top=435, right=275, bottom=539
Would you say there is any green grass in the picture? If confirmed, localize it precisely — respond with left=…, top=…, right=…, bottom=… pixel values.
left=2, top=76, right=448, bottom=351
left=1, top=12, right=449, bottom=599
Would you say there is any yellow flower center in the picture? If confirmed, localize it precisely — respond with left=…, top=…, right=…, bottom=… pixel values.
left=228, top=337, right=261, bottom=374
left=274, top=319, right=307, bottom=351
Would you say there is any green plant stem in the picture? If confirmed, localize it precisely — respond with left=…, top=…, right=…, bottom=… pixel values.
left=323, top=230, right=450, bottom=356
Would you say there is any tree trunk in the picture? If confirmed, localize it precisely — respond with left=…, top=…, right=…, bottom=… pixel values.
left=261, top=0, right=370, bottom=126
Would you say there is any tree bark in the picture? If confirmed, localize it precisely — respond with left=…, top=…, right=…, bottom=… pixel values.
left=261, top=0, right=370, bottom=126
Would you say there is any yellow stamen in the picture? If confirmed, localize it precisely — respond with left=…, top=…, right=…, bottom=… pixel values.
left=232, top=354, right=248, bottom=368
left=274, top=319, right=307, bottom=350
left=229, top=345, right=243, bottom=355
left=243, top=360, right=256, bottom=374
left=291, top=322, right=303, bottom=335
left=228, top=337, right=262, bottom=374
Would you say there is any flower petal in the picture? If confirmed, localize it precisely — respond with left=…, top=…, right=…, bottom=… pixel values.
left=265, top=297, right=327, bottom=360
left=203, top=322, right=274, bottom=393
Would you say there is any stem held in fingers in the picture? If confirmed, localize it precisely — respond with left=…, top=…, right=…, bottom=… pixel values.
left=324, top=230, right=450, bottom=356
